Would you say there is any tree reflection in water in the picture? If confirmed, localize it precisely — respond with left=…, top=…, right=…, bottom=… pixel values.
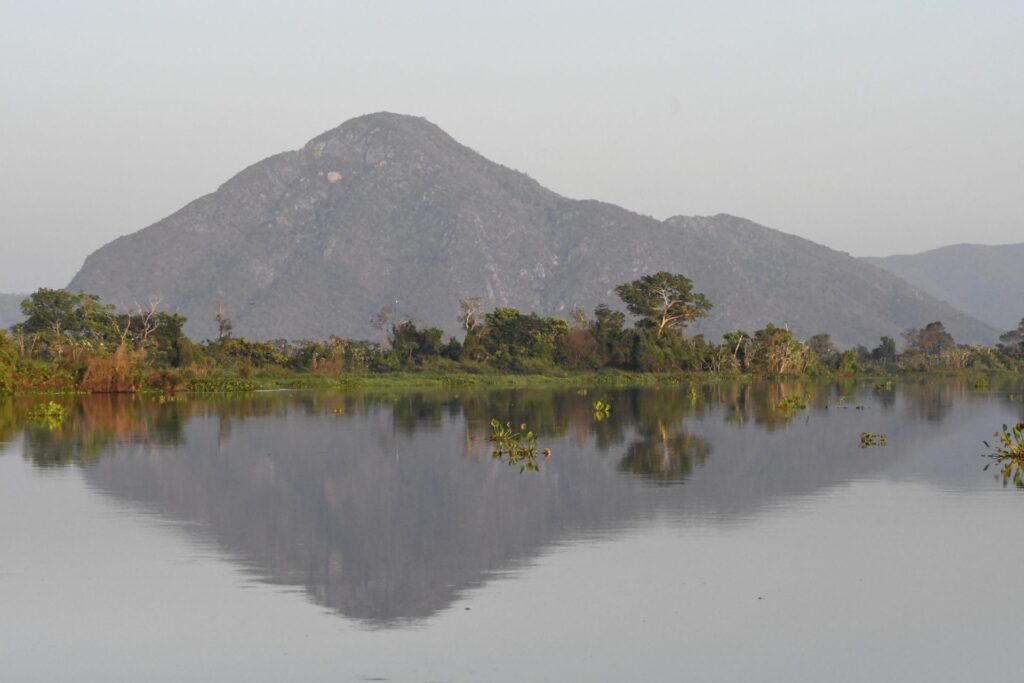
left=619, top=420, right=711, bottom=483
left=0, top=379, right=1021, bottom=625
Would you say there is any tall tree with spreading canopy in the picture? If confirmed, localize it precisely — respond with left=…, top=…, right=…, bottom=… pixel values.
left=903, top=321, right=955, bottom=355
left=614, top=272, right=711, bottom=338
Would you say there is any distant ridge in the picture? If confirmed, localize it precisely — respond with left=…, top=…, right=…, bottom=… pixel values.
left=865, top=244, right=1024, bottom=332
left=68, top=112, right=998, bottom=347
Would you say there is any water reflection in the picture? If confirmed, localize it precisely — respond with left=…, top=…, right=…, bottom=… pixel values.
left=0, top=378, right=1021, bottom=626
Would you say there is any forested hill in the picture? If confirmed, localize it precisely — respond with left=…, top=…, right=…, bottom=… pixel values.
left=67, top=112, right=997, bottom=347
left=865, top=244, right=1024, bottom=332
left=0, top=294, right=25, bottom=331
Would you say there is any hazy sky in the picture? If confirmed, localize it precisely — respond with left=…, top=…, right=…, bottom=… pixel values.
left=1, top=0, right=1021, bottom=293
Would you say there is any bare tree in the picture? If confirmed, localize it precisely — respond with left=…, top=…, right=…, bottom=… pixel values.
left=458, top=296, right=485, bottom=332
left=216, top=304, right=233, bottom=340
left=133, top=299, right=162, bottom=346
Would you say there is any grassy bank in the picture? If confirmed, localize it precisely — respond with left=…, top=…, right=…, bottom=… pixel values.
left=177, top=367, right=1024, bottom=394
left=186, top=369, right=722, bottom=393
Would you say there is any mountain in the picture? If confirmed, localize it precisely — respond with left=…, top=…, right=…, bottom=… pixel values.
left=0, top=294, right=25, bottom=331
left=865, top=244, right=1024, bottom=332
left=68, top=112, right=998, bottom=347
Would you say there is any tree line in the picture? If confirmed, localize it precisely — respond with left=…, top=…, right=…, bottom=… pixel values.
left=1, top=272, right=1022, bottom=394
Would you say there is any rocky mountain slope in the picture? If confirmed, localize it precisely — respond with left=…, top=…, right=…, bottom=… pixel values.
left=68, top=113, right=997, bottom=347
left=865, top=244, right=1024, bottom=332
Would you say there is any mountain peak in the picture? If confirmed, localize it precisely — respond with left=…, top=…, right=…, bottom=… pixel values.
left=67, top=116, right=998, bottom=346
left=302, top=112, right=461, bottom=161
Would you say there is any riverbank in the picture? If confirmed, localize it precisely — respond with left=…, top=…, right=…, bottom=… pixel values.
left=5, top=365, right=1023, bottom=397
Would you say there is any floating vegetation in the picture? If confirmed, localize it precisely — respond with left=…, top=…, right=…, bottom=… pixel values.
left=28, top=401, right=68, bottom=429
left=860, top=432, right=887, bottom=448
left=873, top=380, right=893, bottom=392
left=982, top=423, right=1024, bottom=489
left=576, top=388, right=588, bottom=396
left=593, top=399, right=612, bottom=421
left=974, top=377, right=990, bottom=390
left=189, top=378, right=259, bottom=393
left=777, top=395, right=807, bottom=415
left=489, top=420, right=551, bottom=473
left=1007, top=394, right=1023, bottom=403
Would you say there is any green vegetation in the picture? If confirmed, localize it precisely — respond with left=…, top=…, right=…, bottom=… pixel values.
left=2, top=275, right=1022, bottom=396
left=860, top=432, right=888, bottom=448
left=489, top=420, right=551, bottom=473
left=983, top=423, right=1024, bottom=489
left=592, top=399, right=612, bottom=421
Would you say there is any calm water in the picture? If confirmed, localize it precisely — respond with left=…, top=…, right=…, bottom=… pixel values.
left=1, top=380, right=1022, bottom=682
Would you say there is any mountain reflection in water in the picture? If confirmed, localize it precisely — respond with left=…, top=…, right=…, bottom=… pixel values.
left=1, top=380, right=1020, bottom=626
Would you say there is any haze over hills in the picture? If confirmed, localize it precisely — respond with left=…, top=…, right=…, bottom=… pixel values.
left=0, top=294, right=25, bottom=330
left=68, top=112, right=998, bottom=347
left=865, top=244, right=1024, bottom=333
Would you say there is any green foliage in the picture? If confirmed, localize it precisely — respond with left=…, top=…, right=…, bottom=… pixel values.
left=614, top=272, right=711, bottom=337
left=0, top=331, right=16, bottom=395
left=983, top=423, right=1024, bottom=488
left=489, top=419, right=551, bottom=473
left=836, top=349, right=860, bottom=375
left=587, top=305, right=633, bottom=368
left=475, top=308, right=569, bottom=368
left=208, top=337, right=289, bottom=368
left=389, top=321, right=449, bottom=367
left=593, top=399, right=611, bottom=421
left=748, top=324, right=811, bottom=375
left=369, top=349, right=402, bottom=373
left=872, top=336, right=897, bottom=363
left=14, top=289, right=119, bottom=360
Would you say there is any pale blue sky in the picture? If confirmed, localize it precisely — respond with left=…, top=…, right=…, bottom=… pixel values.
left=1, top=0, right=1021, bottom=292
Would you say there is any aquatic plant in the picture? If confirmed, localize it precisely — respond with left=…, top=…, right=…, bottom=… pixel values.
left=873, top=380, right=893, bottom=392
left=28, top=401, right=67, bottom=429
left=983, top=423, right=1024, bottom=489
left=489, top=419, right=551, bottom=473
left=777, top=395, right=807, bottom=415
left=860, top=432, right=887, bottom=448
left=593, top=399, right=612, bottom=421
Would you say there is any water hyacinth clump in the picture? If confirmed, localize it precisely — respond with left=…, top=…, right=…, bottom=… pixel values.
left=489, top=419, right=551, bottom=473
left=983, top=423, right=1024, bottom=489
left=592, top=399, right=611, bottom=421
left=860, top=432, right=887, bottom=448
